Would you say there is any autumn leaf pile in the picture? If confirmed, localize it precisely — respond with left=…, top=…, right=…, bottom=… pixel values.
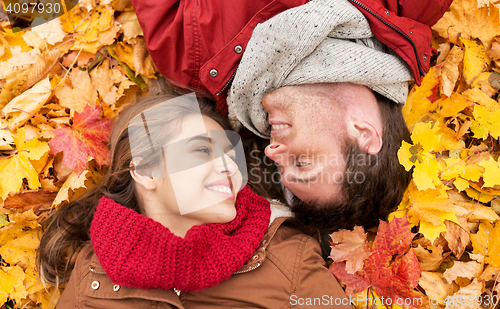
left=328, top=0, right=500, bottom=308
left=0, top=0, right=159, bottom=307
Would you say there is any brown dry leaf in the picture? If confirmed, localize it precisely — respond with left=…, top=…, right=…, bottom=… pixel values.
left=22, top=49, right=61, bottom=92
left=90, top=59, right=127, bottom=105
left=132, top=37, right=156, bottom=76
left=118, top=11, right=143, bottom=42
left=111, top=0, right=132, bottom=10
left=478, top=264, right=500, bottom=282
left=2, top=77, right=53, bottom=130
left=328, top=226, right=371, bottom=274
left=419, top=272, right=454, bottom=306
left=487, top=38, right=500, bottom=61
left=461, top=37, right=487, bottom=85
left=52, top=171, right=89, bottom=207
left=440, top=45, right=464, bottom=96
left=457, top=119, right=472, bottom=139
left=436, top=43, right=452, bottom=65
left=0, top=67, right=31, bottom=109
left=2, top=190, right=57, bottom=214
left=0, top=46, right=40, bottom=80
left=433, top=0, right=500, bottom=49
left=54, top=69, right=98, bottom=115
left=444, top=279, right=484, bottom=309
left=443, top=218, right=470, bottom=259
left=414, top=244, right=445, bottom=271
left=443, top=254, right=484, bottom=284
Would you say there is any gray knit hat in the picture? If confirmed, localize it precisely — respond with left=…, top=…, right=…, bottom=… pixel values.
left=227, top=0, right=413, bottom=138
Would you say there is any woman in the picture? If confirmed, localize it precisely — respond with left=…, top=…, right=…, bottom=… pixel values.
left=37, top=93, right=350, bottom=309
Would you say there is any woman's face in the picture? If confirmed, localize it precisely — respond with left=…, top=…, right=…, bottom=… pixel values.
left=154, top=115, right=243, bottom=225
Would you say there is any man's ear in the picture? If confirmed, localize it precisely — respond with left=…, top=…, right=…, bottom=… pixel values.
left=348, top=115, right=382, bottom=154
left=130, top=167, right=158, bottom=190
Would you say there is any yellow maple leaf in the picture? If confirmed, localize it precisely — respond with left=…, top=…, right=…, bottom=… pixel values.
left=2, top=29, right=31, bottom=53
left=0, top=265, right=28, bottom=305
left=435, top=93, right=472, bottom=119
left=478, top=157, right=500, bottom=188
left=403, top=66, right=441, bottom=127
left=391, top=181, right=459, bottom=242
left=397, top=122, right=442, bottom=190
left=441, top=158, right=469, bottom=191
left=471, top=105, right=500, bottom=139
left=0, top=229, right=39, bottom=269
left=0, top=128, right=50, bottom=199
left=433, top=0, right=500, bottom=49
left=61, top=5, right=118, bottom=54
left=461, top=37, right=487, bottom=85
left=471, top=221, right=500, bottom=267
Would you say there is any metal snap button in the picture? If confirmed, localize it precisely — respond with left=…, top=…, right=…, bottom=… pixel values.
left=91, top=281, right=100, bottom=290
left=113, top=284, right=120, bottom=292
left=410, top=31, right=413, bottom=34
left=384, top=10, right=389, bottom=15
left=209, top=69, right=218, bottom=77
left=423, top=55, right=427, bottom=61
left=234, top=45, right=243, bottom=54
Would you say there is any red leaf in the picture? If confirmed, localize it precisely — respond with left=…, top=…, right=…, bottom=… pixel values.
left=330, top=216, right=425, bottom=309
left=329, top=261, right=370, bottom=295
left=49, top=104, right=112, bottom=175
left=372, top=216, right=416, bottom=257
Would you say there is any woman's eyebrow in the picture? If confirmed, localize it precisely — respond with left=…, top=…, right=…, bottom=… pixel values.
left=187, top=135, right=211, bottom=143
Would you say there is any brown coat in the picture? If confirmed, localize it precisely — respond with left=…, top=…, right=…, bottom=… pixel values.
left=56, top=217, right=351, bottom=308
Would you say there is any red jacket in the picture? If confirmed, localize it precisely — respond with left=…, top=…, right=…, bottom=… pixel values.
left=131, top=0, right=452, bottom=115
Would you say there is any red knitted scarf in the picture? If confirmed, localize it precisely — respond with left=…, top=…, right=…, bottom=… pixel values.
left=90, top=185, right=270, bottom=292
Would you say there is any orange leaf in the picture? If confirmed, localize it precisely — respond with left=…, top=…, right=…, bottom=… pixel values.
left=328, top=226, right=370, bottom=274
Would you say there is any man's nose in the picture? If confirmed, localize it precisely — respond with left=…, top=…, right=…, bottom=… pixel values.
left=265, top=142, right=288, bottom=164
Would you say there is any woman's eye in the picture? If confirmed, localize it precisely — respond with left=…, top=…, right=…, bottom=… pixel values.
left=196, top=147, right=211, bottom=155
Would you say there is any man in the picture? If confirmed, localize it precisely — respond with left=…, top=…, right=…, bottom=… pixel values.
left=130, top=0, right=452, bottom=230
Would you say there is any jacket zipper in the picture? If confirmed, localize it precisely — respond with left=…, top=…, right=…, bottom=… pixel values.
left=216, top=70, right=237, bottom=96
left=233, top=261, right=262, bottom=274
left=348, top=0, right=426, bottom=77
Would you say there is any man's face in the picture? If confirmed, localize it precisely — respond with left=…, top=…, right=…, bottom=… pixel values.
left=263, top=83, right=351, bottom=204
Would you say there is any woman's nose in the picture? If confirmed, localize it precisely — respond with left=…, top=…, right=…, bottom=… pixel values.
left=214, top=154, right=239, bottom=176
left=265, top=142, right=288, bottom=164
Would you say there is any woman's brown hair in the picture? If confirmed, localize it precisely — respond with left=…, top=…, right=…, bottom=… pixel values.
left=36, top=92, right=232, bottom=287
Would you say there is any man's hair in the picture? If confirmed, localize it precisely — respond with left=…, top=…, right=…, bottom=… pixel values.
left=291, top=92, right=411, bottom=231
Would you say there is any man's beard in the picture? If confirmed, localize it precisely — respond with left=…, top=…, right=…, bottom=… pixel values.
left=290, top=196, right=353, bottom=232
